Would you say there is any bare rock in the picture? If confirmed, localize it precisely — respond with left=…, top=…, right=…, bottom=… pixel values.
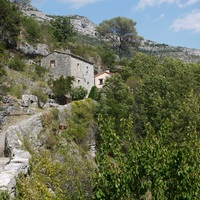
left=17, top=42, right=49, bottom=56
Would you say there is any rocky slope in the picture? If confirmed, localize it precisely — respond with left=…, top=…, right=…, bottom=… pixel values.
left=20, top=4, right=200, bottom=62
left=139, top=39, right=200, bottom=63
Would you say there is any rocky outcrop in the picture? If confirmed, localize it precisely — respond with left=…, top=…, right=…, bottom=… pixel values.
left=4, top=113, right=43, bottom=157
left=17, top=42, right=49, bottom=56
left=0, top=105, right=70, bottom=198
left=19, top=4, right=52, bottom=22
left=68, top=15, right=97, bottom=37
left=0, top=95, right=37, bottom=126
left=139, top=39, right=200, bottom=63
left=0, top=112, right=43, bottom=199
left=0, top=150, right=31, bottom=199
left=20, top=4, right=98, bottom=38
left=0, top=101, right=96, bottom=198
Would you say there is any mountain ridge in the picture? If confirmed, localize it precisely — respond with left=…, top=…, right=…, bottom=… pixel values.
left=21, top=3, right=200, bottom=62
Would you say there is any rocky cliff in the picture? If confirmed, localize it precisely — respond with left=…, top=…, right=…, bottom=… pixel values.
left=139, top=39, right=200, bottom=63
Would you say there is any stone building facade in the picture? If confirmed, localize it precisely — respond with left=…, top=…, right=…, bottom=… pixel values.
left=41, top=50, right=94, bottom=95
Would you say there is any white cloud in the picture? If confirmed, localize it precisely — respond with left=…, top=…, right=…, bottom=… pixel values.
left=170, top=10, right=200, bottom=32
left=154, top=13, right=165, bottom=21
left=135, top=0, right=200, bottom=10
left=178, top=0, right=200, bottom=7
left=58, top=0, right=102, bottom=8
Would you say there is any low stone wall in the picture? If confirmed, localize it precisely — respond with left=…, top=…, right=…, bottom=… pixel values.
left=0, top=103, right=95, bottom=199
left=0, top=113, right=43, bottom=199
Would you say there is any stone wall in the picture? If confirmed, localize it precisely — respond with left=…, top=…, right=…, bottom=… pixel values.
left=41, top=51, right=71, bottom=79
left=41, top=50, right=94, bottom=94
left=70, top=55, right=94, bottom=95
left=0, top=103, right=96, bottom=199
left=0, top=113, right=43, bottom=199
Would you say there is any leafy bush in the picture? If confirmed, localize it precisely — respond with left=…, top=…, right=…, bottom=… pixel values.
left=34, top=64, right=47, bottom=78
left=0, top=191, right=9, bottom=200
left=8, top=56, right=26, bottom=71
left=0, top=0, right=21, bottom=47
left=71, top=86, right=87, bottom=101
left=64, top=99, right=94, bottom=144
left=88, top=86, right=100, bottom=100
left=21, top=16, right=41, bottom=44
left=16, top=104, right=95, bottom=199
left=51, top=75, right=75, bottom=105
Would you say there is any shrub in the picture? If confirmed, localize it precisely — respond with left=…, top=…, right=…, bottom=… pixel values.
left=8, top=56, right=26, bottom=71
left=71, top=86, right=87, bottom=101
left=21, top=16, right=41, bottom=44
left=0, top=191, right=9, bottom=200
left=88, top=86, right=100, bottom=101
left=31, top=87, right=48, bottom=108
left=51, top=75, right=75, bottom=105
left=8, top=83, right=27, bottom=98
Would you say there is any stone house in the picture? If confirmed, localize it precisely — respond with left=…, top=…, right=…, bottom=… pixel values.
left=94, top=70, right=112, bottom=88
left=41, top=50, right=94, bottom=95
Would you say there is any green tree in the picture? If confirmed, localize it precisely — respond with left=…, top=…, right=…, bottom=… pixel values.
left=96, top=74, right=134, bottom=128
left=94, top=115, right=200, bottom=199
left=98, top=47, right=116, bottom=71
left=97, top=17, right=142, bottom=58
left=31, top=87, right=48, bottom=108
left=50, top=16, right=75, bottom=43
left=71, top=86, right=87, bottom=101
left=8, top=55, right=26, bottom=71
left=129, top=52, right=159, bottom=78
left=51, top=75, right=75, bottom=104
left=0, top=0, right=21, bottom=47
left=88, top=86, right=100, bottom=101
left=21, top=16, right=41, bottom=44
left=93, top=115, right=133, bottom=199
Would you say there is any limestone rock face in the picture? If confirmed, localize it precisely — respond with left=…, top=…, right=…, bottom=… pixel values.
left=0, top=113, right=43, bottom=198
left=19, top=4, right=52, bottom=22
left=69, top=15, right=97, bottom=37
left=20, top=4, right=98, bottom=38
left=4, top=113, right=43, bottom=157
left=0, top=150, right=31, bottom=199
left=22, top=94, right=38, bottom=107
left=17, top=42, right=49, bottom=56
left=139, top=39, right=200, bottom=63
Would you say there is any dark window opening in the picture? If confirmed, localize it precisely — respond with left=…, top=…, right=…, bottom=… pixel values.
left=99, top=79, right=103, bottom=85
left=50, top=60, right=55, bottom=68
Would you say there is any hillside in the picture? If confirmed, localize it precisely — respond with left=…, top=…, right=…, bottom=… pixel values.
left=139, top=39, right=200, bottom=63
left=20, top=3, right=200, bottom=63
left=1, top=1, right=200, bottom=199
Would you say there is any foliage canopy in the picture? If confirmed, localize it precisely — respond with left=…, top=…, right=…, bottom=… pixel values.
left=97, top=17, right=142, bottom=58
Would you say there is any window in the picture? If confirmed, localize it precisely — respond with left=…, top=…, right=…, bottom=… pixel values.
left=50, top=60, right=55, bottom=68
left=78, top=80, right=80, bottom=84
left=86, top=66, right=88, bottom=74
left=99, top=79, right=103, bottom=85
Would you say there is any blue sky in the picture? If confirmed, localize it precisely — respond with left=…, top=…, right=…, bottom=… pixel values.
left=31, top=0, right=200, bottom=50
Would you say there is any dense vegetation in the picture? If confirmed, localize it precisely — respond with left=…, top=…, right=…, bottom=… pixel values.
left=1, top=1, right=200, bottom=199
left=92, top=54, right=200, bottom=199
left=13, top=55, right=200, bottom=199
left=15, top=99, right=95, bottom=200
